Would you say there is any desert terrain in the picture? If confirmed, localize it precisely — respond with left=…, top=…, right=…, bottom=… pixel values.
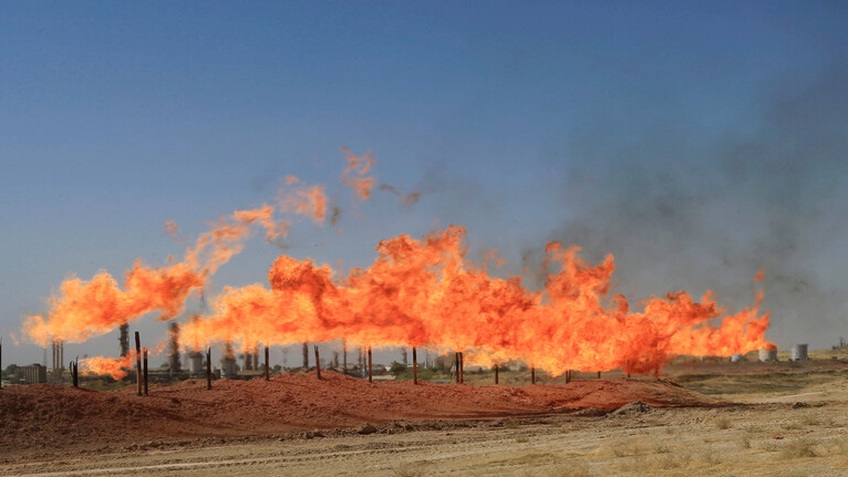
left=2, top=351, right=848, bottom=477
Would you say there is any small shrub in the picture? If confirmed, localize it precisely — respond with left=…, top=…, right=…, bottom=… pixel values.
left=780, top=438, right=820, bottom=459
left=552, top=461, right=590, bottom=477
left=393, top=464, right=423, bottom=477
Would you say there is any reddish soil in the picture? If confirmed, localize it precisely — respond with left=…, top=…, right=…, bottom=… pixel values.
left=1, top=371, right=716, bottom=457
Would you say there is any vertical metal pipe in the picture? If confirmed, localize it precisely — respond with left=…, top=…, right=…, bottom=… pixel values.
left=143, top=347, right=149, bottom=396
left=206, top=347, right=212, bottom=390
left=454, top=352, right=460, bottom=383
left=531, top=366, right=536, bottom=384
left=265, top=344, right=270, bottom=382
left=367, top=347, right=373, bottom=383
left=314, top=345, right=321, bottom=380
left=412, top=347, right=418, bottom=385
left=134, top=332, right=142, bottom=396
left=494, top=363, right=499, bottom=385
left=597, top=371, right=601, bottom=379
left=459, top=352, right=464, bottom=384
left=72, top=357, right=79, bottom=388
left=342, top=339, right=348, bottom=375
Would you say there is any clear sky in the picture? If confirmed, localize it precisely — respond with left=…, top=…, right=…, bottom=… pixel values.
left=2, top=1, right=847, bottom=366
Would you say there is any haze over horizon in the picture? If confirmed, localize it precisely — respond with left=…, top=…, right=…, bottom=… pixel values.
left=2, top=2, right=847, bottom=367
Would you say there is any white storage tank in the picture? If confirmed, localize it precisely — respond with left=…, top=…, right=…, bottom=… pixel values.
left=759, top=348, right=778, bottom=362
left=731, top=354, right=744, bottom=362
left=790, top=344, right=808, bottom=361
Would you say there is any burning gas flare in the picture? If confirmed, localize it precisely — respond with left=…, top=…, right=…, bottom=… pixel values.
left=22, top=161, right=334, bottom=347
left=23, top=148, right=772, bottom=376
left=181, top=226, right=772, bottom=376
left=81, top=353, right=136, bottom=380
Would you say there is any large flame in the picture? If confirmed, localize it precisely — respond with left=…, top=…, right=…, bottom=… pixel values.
left=23, top=148, right=772, bottom=376
left=181, top=226, right=772, bottom=376
left=22, top=170, right=332, bottom=347
left=80, top=353, right=136, bottom=380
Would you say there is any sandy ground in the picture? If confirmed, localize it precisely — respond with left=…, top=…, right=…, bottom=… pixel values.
left=3, top=359, right=848, bottom=476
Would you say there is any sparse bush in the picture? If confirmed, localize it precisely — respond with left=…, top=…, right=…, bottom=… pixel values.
left=393, top=462, right=426, bottom=477
left=782, top=421, right=802, bottom=431
left=780, top=438, right=820, bottom=459
left=715, top=417, right=732, bottom=429
left=552, top=461, right=590, bottom=477
left=700, top=451, right=722, bottom=466
left=659, top=452, right=691, bottom=470
left=389, top=361, right=408, bottom=376
left=801, top=414, right=822, bottom=426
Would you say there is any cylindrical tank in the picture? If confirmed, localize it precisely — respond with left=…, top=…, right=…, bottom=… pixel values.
left=731, top=354, right=743, bottom=363
left=759, top=348, right=778, bottom=362
left=189, top=352, right=204, bottom=374
left=790, top=344, right=808, bottom=361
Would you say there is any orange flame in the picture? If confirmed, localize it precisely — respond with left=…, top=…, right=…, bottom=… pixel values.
left=277, top=176, right=327, bottom=224
left=181, top=226, right=772, bottom=375
left=23, top=157, right=335, bottom=347
left=341, top=147, right=376, bottom=200
left=25, top=149, right=772, bottom=376
left=81, top=353, right=136, bottom=380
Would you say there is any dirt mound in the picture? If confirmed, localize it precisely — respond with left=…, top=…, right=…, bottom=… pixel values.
left=1, top=372, right=715, bottom=456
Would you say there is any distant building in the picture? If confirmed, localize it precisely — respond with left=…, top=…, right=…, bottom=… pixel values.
left=21, top=364, right=47, bottom=384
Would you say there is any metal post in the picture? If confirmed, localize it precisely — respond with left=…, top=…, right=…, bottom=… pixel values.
left=314, top=345, right=321, bottom=379
left=143, top=347, right=149, bottom=396
left=0, top=337, right=3, bottom=390
left=265, top=344, right=270, bottom=382
left=459, top=352, right=464, bottom=384
left=206, top=347, right=212, bottom=390
left=367, top=347, right=373, bottom=383
left=531, top=366, right=536, bottom=384
left=494, top=363, right=499, bottom=385
left=597, top=371, right=601, bottom=379
left=134, top=332, right=142, bottom=396
left=412, top=347, right=418, bottom=385
left=342, top=339, right=348, bottom=375
left=71, top=357, right=79, bottom=388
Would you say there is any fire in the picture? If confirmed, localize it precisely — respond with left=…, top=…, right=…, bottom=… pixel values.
left=277, top=176, right=327, bottom=224
left=181, top=226, right=772, bottom=376
left=24, top=147, right=773, bottom=376
left=341, top=147, right=376, bottom=200
left=22, top=160, right=333, bottom=348
left=81, top=353, right=136, bottom=380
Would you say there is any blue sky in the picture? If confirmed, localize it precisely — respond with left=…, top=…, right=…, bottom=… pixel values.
left=2, top=1, right=847, bottom=366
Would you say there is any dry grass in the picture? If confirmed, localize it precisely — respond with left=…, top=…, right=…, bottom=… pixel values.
left=715, top=417, right=732, bottom=429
